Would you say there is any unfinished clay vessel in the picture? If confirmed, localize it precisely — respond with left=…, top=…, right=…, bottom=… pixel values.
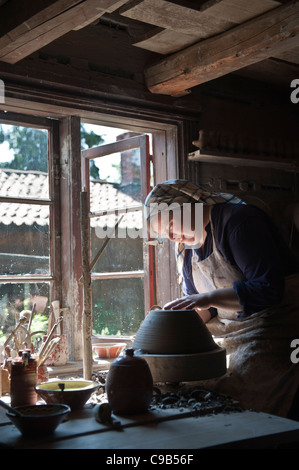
left=106, top=348, right=153, bottom=415
left=132, top=309, right=217, bottom=355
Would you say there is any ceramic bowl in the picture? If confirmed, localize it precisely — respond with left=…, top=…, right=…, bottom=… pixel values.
left=35, top=380, right=99, bottom=409
left=6, top=404, right=70, bottom=437
left=92, top=342, right=127, bottom=358
left=132, top=309, right=217, bottom=355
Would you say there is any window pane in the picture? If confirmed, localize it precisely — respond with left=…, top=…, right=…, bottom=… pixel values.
left=0, top=203, right=49, bottom=275
left=89, top=151, right=142, bottom=214
left=91, top=143, right=142, bottom=195
left=0, top=282, right=49, bottom=344
left=0, top=124, right=49, bottom=199
left=91, top=210, right=144, bottom=273
left=92, top=278, right=144, bottom=336
left=81, top=123, right=127, bottom=146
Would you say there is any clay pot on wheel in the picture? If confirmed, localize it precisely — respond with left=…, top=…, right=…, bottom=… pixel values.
left=106, top=348, right=153, bottom=415
left=132, top=309, right=217, bottom=354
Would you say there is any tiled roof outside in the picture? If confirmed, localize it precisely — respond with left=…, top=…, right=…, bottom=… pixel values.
left=0, top=168, right=49, bottom=199
left=0, top=169, right=143, bottom=229
left=89, top=177, right=142, bottom=231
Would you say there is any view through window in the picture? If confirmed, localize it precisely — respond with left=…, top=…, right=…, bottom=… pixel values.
left=81, top=123, right=153, bottom=337
left=0, top=122, right=51, bottom=354
left=0, top=119, right=155, bottom=359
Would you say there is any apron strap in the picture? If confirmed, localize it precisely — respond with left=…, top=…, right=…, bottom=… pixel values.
left=209, top=206, right=222, bottom=257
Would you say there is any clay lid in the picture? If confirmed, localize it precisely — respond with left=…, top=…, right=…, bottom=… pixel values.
left=132, top=309, right=217, bottom=355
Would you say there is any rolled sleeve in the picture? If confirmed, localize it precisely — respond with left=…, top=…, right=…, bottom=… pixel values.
left=233, top=278, right=285, bottom=316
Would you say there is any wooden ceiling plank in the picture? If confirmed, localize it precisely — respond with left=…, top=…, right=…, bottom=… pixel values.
left=73, top=0, right=129, bottom=30
left=0, top=4, right=81, bottom=51
left=0, top=1, right=86, bottom=59
left=206, top=0, right=281, bottom=23
left=123, top=0, right=282, bottom=54
left=273, top=45, right=299, bottom=64
left=234, top=57, right=299, bottom=87
left=133, top=28, right=202, bottom=54
left=120, top=0, right=234, bottom=36
left=0, top=0, right=128, bottom=64
left=120, top=0, right=280, bottom=36
left=0, top=0, right=82, bottom=39
left=145, top=0, right=299, bottom=96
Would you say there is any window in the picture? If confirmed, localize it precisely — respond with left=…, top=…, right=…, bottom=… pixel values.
left=81, top=124, right=154, bottom=337
left=0, top=109, right=179, bottom=363
left=0, top=115, right=59, bottom=351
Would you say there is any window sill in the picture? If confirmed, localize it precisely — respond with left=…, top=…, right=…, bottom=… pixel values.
left=47, top=359, right=112, bottom=379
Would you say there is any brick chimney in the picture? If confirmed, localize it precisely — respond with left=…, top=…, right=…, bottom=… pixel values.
left=117, top=132, right=141, bottom=185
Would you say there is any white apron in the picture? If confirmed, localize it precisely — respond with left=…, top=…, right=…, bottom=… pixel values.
left=192, top=209, right=299, bottom=418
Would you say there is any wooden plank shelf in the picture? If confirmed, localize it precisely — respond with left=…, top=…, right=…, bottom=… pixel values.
left=188, top=149, right=299, bottom=172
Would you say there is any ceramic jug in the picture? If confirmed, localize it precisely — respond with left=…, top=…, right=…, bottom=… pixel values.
left=10, top=349, right=37, bottom=407
left=106, top=348, right=153, bottom=415
left=43, top=334, right=69, bottom=366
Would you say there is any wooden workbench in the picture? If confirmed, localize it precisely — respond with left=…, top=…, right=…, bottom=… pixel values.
left=1, top=403, right=299, bottom=450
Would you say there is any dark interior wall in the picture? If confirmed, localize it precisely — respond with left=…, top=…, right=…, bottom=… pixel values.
left=197, top=75, right=298, bottom=136
left=178, top=75, right=298, bottom=186
left=181, top=78, right=299, bottom=260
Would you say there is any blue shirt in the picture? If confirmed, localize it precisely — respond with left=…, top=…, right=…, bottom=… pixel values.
left=182, top=203, right=299, bottom=318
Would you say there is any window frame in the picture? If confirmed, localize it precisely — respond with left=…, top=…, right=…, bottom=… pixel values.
left=0, top=111, right=61, bottom=302
left=81, top=133, right=154, bottom=321
left=0, top=88, right=183, bottom=360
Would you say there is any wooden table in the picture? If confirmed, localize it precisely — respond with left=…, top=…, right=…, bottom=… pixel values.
left=1, top=403, right=299, bottom=450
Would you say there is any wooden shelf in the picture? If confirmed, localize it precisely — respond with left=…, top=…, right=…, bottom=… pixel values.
left=188, top=149, right=299, bottom=172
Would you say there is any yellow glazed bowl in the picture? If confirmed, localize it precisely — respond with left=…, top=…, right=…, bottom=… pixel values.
left=35, top=380, right=99, bottom=409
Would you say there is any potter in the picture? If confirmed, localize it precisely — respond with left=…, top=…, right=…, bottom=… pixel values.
left=145, top=179, right=299, bottom=420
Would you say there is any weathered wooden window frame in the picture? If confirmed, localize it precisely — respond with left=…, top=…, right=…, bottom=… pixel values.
left=0, top=85, right=186, bottom=359
left=81, top=133, right=154, bottom=312
left=0, top=111, right=61, bottom=297
left=80, top=118, right=182, bottom=310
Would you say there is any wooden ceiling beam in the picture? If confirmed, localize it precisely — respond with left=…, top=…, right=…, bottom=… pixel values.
left=0, top=0, right=128, bottom=64
left=145, top=0, right=299, bottom=96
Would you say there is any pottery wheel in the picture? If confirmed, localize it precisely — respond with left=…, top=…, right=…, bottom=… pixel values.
left=139, top=347, right=226, bottom=383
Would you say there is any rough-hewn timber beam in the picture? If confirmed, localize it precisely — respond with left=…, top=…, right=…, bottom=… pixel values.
left=145, top=0, right=299, bottom=97
left=0, top=0, right=128, bottom=64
